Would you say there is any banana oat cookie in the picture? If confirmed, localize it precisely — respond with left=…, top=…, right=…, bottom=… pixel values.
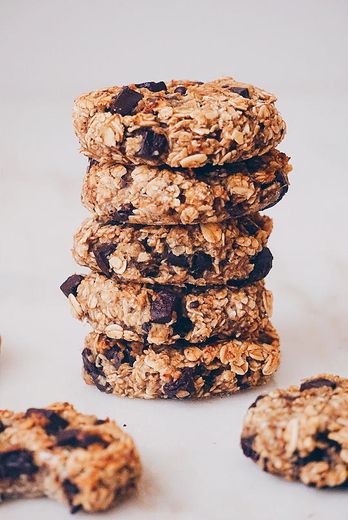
left=60, top=273, right=272, bottom=346
left=82, top=149, right=291, bottom=225
left=73, top=78, right=286, bottom=167
left=0, top=403, right=141, bottom=512
left=72, top=214, right=273, bottom=286
left=241, top=375, right=348, bottom=488
left=82, top=321, right=280, bottom=399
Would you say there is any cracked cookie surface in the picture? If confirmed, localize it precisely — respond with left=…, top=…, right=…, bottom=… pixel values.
left=73, top=78, right=286, bottom=167
left=73, top=214, right=273, bottom=286
left=61, top=273, right=272, bottom=346
left=0, top=402, right=141, bottom=512
left=82, top=148, right=291, bottom=225
left=241, top=375, right=348, bottom=488
left=82, top=321, right=279, bottom=399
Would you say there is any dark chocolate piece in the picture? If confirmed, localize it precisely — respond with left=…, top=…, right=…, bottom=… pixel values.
left=150, top=290, right=178, bottom=324
left=241, top=435, right=259, bottom=461
left=110, top=203, right=134, bottom=223
left=60, top=275, right=84, bottom=298
left=191, top=252, right=213, bottom=278
left=106, top=87, right=143, bottom=116
left=93, top=243, right=117, bottom=276
left=135, top=81, right=166, bottom=92
left=300, top=378, right=337, bottom=392
left=137, top=128, right=168, bottom=160
left=163, top=367, right=195, bottom=398
left=25, top=408, right=69, bottom=435
left=167, top=252, right=189, bottom=268
left=56, top=429, right=108, bottom=448
left=0, top=449, right=38, bottom=479
left=230, top=86, right=250, bottom=98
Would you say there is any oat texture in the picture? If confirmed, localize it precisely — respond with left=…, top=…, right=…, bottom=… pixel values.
left=82, top=149, right=291, bottom=225
left=61, top=273, right=273, bottom=346
left=241, top=375, right=348, bottom=488
left=0, top=403, right=141, bottom=512
left=82, top=321, right=279, bottom=399
left=73, top=214, right=273, bottom=286
left=73, top=78, right=286, bottom=167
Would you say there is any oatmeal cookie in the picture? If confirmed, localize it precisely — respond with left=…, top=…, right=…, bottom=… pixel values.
left=73, top=78, right=286, bottom=167
left=60, top=273, right=272, bottom=346
left=72, top=214, right=273, bottom=286
left=83, top=321, right=279, bottom=399
left=82, top=149, right=291, bottom=225
left=241, top=375, right=348, bottom=488
left=0, top=403, right=141, bottom=512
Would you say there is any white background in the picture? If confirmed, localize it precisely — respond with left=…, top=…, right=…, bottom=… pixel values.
left=1, top=0, right=348, bottom=518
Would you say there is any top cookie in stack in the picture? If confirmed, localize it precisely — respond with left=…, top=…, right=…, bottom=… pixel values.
left=63, top=77, right=291, bottom=399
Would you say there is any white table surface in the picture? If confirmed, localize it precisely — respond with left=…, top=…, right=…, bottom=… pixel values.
left=1, top=1, right=347, bottom=518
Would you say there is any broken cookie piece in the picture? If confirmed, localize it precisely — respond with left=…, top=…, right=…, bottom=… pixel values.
left=241, top=375, right=348, bottom=487
left=0, top=403, right=141, bottom=512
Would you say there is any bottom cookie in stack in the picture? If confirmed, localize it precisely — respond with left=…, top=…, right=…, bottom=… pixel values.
left=82, top=321, right=280, bottom=399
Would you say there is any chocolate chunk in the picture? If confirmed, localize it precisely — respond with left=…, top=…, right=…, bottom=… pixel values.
left=62, top=479, right=81, bottom=513
left=56, top=429, right=108, bottom=448
left=106, top=87, right=143, bottom=116
left=300, top=378, right=337, bottom=392
left=135, top=81, right=167, bottom=92
left=172, top=317, right=193, bottom=337
left=167, top=252, right=189, bottom=268
left=0, top=421, right=5, bottom=433
left=60, top=274, right=84, bottom=298
left=82, top=348, right=111, bottom=393
left=239, top=217, right=260, bottom=236
left=247, top=248, right=273, bottom=283
left=274, top=169, right=289, bottom=199
left=137, top=128, right=168, bottom=160
left=174, top=86, right=187, bottom=95
left=95, top=419, right=107, bottom=425
left=63, top=478, right=79, bottom=496
left=249, top=395, right=265, bottom=409
left=25, top=408, right=69, bottom=435
left=230, top=248, right=273, bottom=287
left=163, top=367, right=195, bottom=398
left=104, top=345, right=123, bottom=369
left=142, top=322, right=151, bottom=333
left=140, top=239, right=153, bottom=254
left=138, top=263, right=160, bottom=278
left=0, top=449, right=38, bottom=479
left=230, top=86, right=250, bottom=98
left=295, top=448, right=327, bottom=466
left=198, top=365, right=224, bottom=393
left=240, top=435, right=259, bottom=461
left=245, top=156, right=265, bottom=174
left=191, top=252, right=213, bottom=278
left=105, top=345, right=135, bottom=368
left=110, top=203, right=134, bottom=223
left=315, top=430, right=342, bottom=451
left=189, top=301, right=199, bottom=309
left=119, top=170, right=133, bottom=189
left=87, top=158, right=98, bottom=172
left=150, top=290, right=178, bottom=324
left=93, top=243, right=116, bottom=276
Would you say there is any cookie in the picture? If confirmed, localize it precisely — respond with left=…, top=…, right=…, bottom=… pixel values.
left=60, top=273, right=272, bottom=346
left=82, top=321, right=279, bottom=399
left=72, top=214, right=273, bottom=286
left=82, top=148, right=291, bottom=225
left=241, top=375, right=348, bottom=488
left=0, top=403, right=141, bottom=512
left=73, top=78, right=286, bottom=167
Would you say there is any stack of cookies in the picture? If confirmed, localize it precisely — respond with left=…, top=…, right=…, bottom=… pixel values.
left=61, top=77, right=291, bottom=399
